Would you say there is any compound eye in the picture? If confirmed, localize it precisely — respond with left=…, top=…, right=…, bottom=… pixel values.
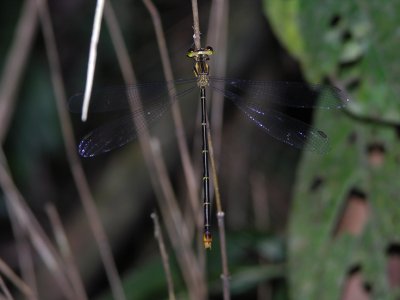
left=204, top=46, right=214, bottom=55
left=187, top=48, right=195, bottom=57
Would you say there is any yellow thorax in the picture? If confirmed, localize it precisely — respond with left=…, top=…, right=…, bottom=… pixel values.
left=187, top=46, right=214, bottom=88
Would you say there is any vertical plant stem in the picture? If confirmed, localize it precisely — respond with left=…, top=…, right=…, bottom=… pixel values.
left=151, top=212, right=176, bottom=300
left=7, top=209, right=37, bottom=300
left=149, top=139, right=206, bottom=300
left=142, top=2, right=208, bottom=298
left=104, top=0, right=186, bottom=245
left=206, top=125, right=231, bottom=300
left=142, top=0, right=201, bottom=234
left=104, top=3, right=202, bottom=298
left=45, top=204, right=88, bottom=300
left=105, top=0, right=186, bottom=211
left=81, top=0, right=105, bottom=121
left=0, top=0, right=38, bottom=143
left=191, top=1, right=231, bottom=298
left=190, top=0, right=201, bottom=49
left=0, top=3, right=39, bottom=295
left=33, top=0, right=126, bottom=299
left=0, top=150, right=76, bottom=300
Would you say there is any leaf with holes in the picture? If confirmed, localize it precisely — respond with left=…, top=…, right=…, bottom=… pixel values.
left=263, top=1, right=400, bottom=299
left=289, top=106, right=400, bottom=299
left=263, top=0, right=400, bottom=124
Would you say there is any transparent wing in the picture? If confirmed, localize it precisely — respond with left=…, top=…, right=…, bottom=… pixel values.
left=79, top=114, right=143, bottom=157
left=71, top=79, right=198, bottom=157
left=209, top=77, right=349, bottom=109
left=69, top=78, right=197, bottom=113
left=210, top=81, right=331, bottom=153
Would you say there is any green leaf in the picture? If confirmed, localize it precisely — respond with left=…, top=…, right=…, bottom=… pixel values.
left=263, top=1, right=400, bottom=299
left=263, top=0, right=400, bottom=123
left=288, top=108, right=400, bottom=299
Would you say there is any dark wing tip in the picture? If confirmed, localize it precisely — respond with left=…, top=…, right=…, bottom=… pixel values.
left=78, top=132, right=106, bottom=158
left=306, top=130, right=331, bottom=155
left=78, top=138, right=95, bottom=158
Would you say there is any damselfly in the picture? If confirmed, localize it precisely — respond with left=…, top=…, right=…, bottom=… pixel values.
left=70, top=46, right=349, bottom=249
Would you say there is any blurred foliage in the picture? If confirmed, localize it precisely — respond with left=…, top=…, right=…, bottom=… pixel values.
left=98, top=232, right=286, bottom=299
left=264, top=0, right=400, bottom=121
left=6, top=59, right=63, bottom=186
left=264, top=0, right=400, bottom=299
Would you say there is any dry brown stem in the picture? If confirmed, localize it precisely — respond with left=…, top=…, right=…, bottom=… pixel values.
left=0, top=257, right=33, bottom=298
left=105, top=2, right=203, bottom=298
left=143, top=0, right=201, bottom=235
left=151, top=212, right=176, bottom=300
left=33, top=0, right=126, bottom=299
left=0, top=0, right=38, bottom=143
left=0, top=149, right=76, bottom=299
left=45, top=204, right=88, bottom=300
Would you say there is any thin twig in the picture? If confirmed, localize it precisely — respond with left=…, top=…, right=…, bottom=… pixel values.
left=143, top=2, right=207, bottom=298
left=0, top=3, right=39, bottom=295
left=190, top=0, right=201, bottom=49
left=0, top=149, right=76, bottom=299
left=105, top=0, right=187, bottom=252
left=81, top=0, right=105, bottom=121
left=0, top=275, right=13, bottom=300
left=0, top=0, right=38, bottom=143
left=104, top=4, right=203, bottom=298
left=206, top=4, right=231, bottom=298
left=33, top=1, right=126, bottom=299
left=0, top=258, right=33, bottom=298
left=45, top=203, right=88, bottom=300
left=104, top=1, right=159, bottom=189
left=104, top=1, right=161, bottom=183
left=150, top=213, right=176, bottom=300
left=104, top=0, right=179, bottom=207
left=143, top=0, right=201, bottom=234
left=149, top=139, right=206, bottom=300
left=105, top=1, right=164, bottom=201
left=6, top=208, right=37, bottom=300
left=143, top=0, right=208, bottom=279
left=104, top=0, right=175, bottom=243
left=105, top=0, right=193, bottom=267
left=206, top=124, right=230, bottom=300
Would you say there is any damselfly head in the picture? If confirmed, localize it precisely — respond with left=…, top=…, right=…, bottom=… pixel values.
left=186, top=46, right=214, bottom=59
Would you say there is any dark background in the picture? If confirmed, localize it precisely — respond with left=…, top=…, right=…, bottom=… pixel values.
left=0, top=0, right=330, bottom=299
